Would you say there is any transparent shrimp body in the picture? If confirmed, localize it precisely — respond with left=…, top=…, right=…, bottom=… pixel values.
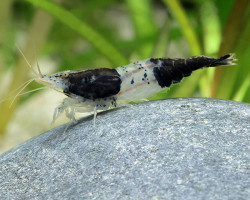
left=35, top=72, right=70, bottom=91
left=35, top=54, right=236, bottom=128
left=16, top=49, right=236, bottom=130
left=116, top=58, right=163, bottom=103
left=35, top=70, right=116, bottom=127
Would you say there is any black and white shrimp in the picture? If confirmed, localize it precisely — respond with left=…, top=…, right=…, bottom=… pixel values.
left=22, top=53, right=236, bottom=127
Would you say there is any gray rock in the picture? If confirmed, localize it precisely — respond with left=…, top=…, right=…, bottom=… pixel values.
left=0, top=98, right=249, bottom=200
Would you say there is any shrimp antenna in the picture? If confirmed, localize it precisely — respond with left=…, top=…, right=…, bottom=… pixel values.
left=36, top=58, right=43, bottom=76
left=16, top=45, right=39, bottom=77
left=14, top=86, right=47, bottom=98
left=0, top=78, right=33, bottom=105
left=34, top=46, right=43, bottom=76
left=7, top=78, right=35, bottom=97
left=9, top=78, right=35, bottom=108
left=0, top=85, right=47, bottom=105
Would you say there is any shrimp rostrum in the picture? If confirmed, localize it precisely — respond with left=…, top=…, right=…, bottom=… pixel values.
left=33, top=53, right=236, bottom=126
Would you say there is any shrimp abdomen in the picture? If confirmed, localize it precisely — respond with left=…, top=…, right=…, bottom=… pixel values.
left=152, top=54, right=236, bottom=88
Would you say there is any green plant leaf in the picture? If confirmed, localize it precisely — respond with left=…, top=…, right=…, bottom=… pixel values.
left=26, top=0, right=128, bottom=67
left=211, top=0, right=250, bottom=99
left=162, top=0, right=202, bottom=56
left=151, top=18, right=170, bottom=58
left=198, top=0, right=221, bottom=97
left=126, top=0, right=158, bottom=58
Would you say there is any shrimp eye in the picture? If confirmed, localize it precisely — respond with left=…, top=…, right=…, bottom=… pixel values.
left=62, top=72, right=69, bottom=77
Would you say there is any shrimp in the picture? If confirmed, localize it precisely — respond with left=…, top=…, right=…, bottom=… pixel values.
left=18, top=53, right=237, bottom=128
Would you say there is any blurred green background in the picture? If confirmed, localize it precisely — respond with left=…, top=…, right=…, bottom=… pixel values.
left=0, top=0, right=249, bottom=153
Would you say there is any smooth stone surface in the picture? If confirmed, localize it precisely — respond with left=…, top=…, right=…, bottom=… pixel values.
left=0, top=98, right=249, bottom=200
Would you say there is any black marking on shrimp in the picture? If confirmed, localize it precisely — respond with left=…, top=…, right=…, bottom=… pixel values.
left=144, top=73, right=147, bottom=78
left=153, top=54, right=235, bottom=88
left=67, top=68, right=122, bottom=99
left=149, top=58, right=158, bottom=64
left=121, top=66, right=128, bottom=72
left=131, top=78, right=134, bottom=85
left=111, top=96, right=117, bottom=107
